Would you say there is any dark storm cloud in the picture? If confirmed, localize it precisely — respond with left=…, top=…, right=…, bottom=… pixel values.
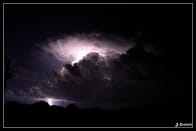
left=5, top=43, right=161, bottom=109
left=65, top=64, right=81, bottom=77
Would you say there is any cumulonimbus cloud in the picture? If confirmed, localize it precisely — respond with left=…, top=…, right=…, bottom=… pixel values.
left=5, top=33, right=160, bottom=109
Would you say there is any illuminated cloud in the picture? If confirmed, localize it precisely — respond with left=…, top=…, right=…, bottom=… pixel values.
left=42, top=33, right=133, bottom=65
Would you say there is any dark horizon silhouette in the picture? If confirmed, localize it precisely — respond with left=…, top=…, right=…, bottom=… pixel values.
left=4, top=100, right=192, bottom=127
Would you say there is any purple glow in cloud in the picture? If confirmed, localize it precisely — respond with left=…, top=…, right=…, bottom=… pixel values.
left=42, top=33, right=133, bottom=65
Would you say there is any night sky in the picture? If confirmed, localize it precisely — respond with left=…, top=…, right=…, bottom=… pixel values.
left=4, top=4, right=192, bottom=111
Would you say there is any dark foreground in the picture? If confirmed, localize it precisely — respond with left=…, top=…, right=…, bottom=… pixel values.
left=4, top=101, right=192, bottom=127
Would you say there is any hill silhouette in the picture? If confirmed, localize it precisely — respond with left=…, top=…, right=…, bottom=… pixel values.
left=4, top=101, right=191, bottom=127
